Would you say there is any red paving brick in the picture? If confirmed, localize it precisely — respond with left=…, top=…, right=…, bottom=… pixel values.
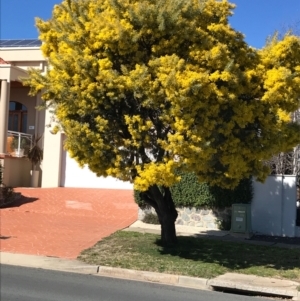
left=0, top=188, right=138, bottom=259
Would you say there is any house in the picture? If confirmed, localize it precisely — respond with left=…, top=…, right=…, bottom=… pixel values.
left=0, top=39, right=132, bottom=190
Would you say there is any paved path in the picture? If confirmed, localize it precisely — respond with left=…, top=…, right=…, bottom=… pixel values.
left=0, top=188, right=138, bottom=259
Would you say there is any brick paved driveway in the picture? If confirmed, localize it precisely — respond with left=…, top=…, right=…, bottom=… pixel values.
left=0, top=188, right=138, bottom=259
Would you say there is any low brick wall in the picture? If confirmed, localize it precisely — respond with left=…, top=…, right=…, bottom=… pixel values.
left=138, top=207, right=231, bottom=230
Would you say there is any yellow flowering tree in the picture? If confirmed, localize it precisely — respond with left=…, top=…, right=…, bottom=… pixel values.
left=264, top=28, right=300, bottom=176
left=24, top=0, right=300, bottom=244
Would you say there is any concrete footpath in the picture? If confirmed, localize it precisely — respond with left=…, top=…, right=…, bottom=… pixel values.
left=127, top=221, right=300, bottom=249
left=1, top=221, right=300, bottom=300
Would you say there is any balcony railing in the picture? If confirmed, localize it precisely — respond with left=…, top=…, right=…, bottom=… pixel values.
left=7, top=131, right=33, bottom=157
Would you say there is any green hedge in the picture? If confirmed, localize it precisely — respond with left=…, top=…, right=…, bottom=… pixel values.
left=134, top=173, right=253, bottom=209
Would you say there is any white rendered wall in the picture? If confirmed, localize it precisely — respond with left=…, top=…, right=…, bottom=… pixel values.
left=252, top=176, right=297, bottom=237
left=60, top=148, right=133, bottom=190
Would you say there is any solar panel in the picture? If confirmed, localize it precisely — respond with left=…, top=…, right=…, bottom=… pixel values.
left=27, top=40, right=42, bottom=46
left=10, top=40, right=24, bottom=46
left=0, top=39, right=42, bottom=48
left=0, top=40, right=14, bottom=47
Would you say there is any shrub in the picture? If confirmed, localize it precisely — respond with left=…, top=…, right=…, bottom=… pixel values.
left=134, top=172, right=253, bottom=210
left=0, top=161, right=15, bottom=207
left=216, top=212, right=232, bottom=231
left=143, top=212, right=160, bottom=224
left=11, top=137, right=29, bottom=150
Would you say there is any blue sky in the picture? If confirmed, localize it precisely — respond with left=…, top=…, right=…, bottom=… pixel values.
left=0, top=0, right=299, bottom=48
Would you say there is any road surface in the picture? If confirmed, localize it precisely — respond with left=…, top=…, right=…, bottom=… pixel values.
left=1, top=265, right=268, bottom=301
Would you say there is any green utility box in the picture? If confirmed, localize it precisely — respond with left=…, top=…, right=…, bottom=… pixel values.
left=231, top=204, right=252, bottom=234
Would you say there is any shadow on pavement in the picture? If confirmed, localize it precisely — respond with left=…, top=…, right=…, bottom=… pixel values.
left=0, top=236, right=11, bottom=240
left=0, top=195, right=39, bottom=208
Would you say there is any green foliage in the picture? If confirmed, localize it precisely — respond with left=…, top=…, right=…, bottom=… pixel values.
left=11, top=137, right=31, bottom=155
left=143, top=212, right=160, bottom=224
left=135, top=173, right=253, bottom=209
left=0, top=161, right=15, bottom=207
left=0, top=186, right=15, bottom=207
left=11, top=137, right=27, bottom=149
left=181, top=175, right=253, bottom=208
left=134, top=189, right=147, bottom=209
left=216, top=213, right=232, bottom=231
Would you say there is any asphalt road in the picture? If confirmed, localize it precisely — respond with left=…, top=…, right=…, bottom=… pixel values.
left=1, top=265, right=268, bottom=301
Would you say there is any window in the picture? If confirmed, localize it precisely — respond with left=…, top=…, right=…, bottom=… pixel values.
left=8, top=101, right=27, bottom=133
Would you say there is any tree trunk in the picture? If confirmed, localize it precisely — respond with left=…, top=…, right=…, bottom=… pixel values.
left=140, top=185, right=178, bottom=245
left=159, top=210, right=177, bottom=244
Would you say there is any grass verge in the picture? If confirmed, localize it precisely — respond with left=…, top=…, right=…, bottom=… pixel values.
left=78, top=231, right=300, bottom=281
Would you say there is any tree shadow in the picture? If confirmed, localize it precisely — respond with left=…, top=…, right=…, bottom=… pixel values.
left=0, top=236, right=11, bottom=240
left=0, top=194, right=39, bottom=208
left=155, top=236, right=300, bottom=273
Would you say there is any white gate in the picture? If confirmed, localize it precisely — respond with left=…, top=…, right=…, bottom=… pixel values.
left=252, top=175, right=298, bottom=237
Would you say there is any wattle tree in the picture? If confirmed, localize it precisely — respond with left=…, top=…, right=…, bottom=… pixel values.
left=24, top=0, right=300, bottom=244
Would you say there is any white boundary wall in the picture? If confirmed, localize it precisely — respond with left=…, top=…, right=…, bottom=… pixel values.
left=252, top=175, right=298, bottom=237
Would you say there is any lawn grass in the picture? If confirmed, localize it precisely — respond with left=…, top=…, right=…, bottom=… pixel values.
left=78, top=231, right=300, bottom=281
